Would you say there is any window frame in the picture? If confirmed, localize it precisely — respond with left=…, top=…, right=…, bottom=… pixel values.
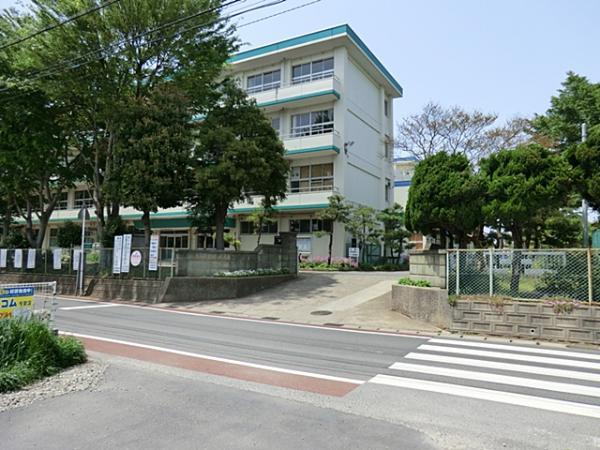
left=246, top=69, right=281, bottom=94
left=290, top=108, right=334, bottom=137
left=292, top=57, right=334, bottom=85
left=289, top=163, right=334, bottom=194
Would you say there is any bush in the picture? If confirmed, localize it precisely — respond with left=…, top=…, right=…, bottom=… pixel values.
left=0, top=319, right=87, bottom=393
left=398, top=277, right=431, bottom=287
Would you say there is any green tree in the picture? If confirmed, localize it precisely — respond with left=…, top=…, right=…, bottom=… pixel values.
left=566, top=124, right=600, bottom=210
left=1, top=0, right=235, bottom=243
left=247, top=200, right=277, bottom=247
left=532, top=72, right=600, bottom=150
left=56, top=221, right=82, bottom=248
left=108, top=85, right=194, bottom=247
left=345, top=205, right=381, bottom=264
left=405, top=152, right=485, bottom=248
left=378, top=203, right=411, bottom=264
left=189, top=82, right=289, bottom=250
left=480, top=144, right=572, bottom=292
left=316, top=194, right=351, bottom=265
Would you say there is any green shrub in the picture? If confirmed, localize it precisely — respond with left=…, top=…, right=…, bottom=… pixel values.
left=0, top=319, right=87, bottom=393
left=398, top=277, right=432, bottom=287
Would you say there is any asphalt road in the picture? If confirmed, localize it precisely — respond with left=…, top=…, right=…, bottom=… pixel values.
left=6, top=296, right=600, bottom=449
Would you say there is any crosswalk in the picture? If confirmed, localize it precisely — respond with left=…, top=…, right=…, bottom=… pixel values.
left=369, top=338, right=600, bottom=419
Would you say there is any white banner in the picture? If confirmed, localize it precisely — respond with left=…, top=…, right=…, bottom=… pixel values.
left=120, top=234, right=132, bottom=273
left=14, top=249, right=22, bottom=268
left=73, top=249, right=81, bottom=271
left=113, top=236, right=123, bottom=274
left=0, top=249, right=6, bottom=268
left=53, top=248, right=62, bottom=270
left=27, top=249, right=36, bottom=269
left=148, top=234, right=159, bottom=271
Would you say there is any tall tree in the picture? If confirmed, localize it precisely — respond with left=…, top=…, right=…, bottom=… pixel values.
left=395, top=102, right=530, bottom=162
left=480, top=144, right=572, bottom=293
left=108, top=85, right=194, bottom=247
left=1, top=0, right=236, bottom=243
left=532, top=72, right=600, bottom=150
left=316, top=194, right=351, bottom=265
left=378, top=203, right=411, bottom=264
left=405, top=152, right=485, bottom=248
left=189, top=82, right=289, bottom=250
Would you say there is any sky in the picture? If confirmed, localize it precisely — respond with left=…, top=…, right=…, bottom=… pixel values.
left=1, top=0, right=599, bottom=124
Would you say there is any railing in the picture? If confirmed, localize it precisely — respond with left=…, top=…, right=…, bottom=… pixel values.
left=288, top=123, right=335, bottom=138
left=245, top=74, right=338, bottom=95
left=447, top=248, right=600, bottom=303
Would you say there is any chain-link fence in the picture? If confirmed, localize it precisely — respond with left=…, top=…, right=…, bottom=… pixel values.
left=0, top=248, right=176, bottom=280
left=447, top=249, right=600, bottom=303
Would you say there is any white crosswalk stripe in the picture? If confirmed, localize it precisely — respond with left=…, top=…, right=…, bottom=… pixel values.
left=369, top=338, right=600, bottom=419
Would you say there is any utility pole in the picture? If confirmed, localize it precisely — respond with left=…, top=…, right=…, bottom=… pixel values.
left=581, top=123, right=589, bottom=247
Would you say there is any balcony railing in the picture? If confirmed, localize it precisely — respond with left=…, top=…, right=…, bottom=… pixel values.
left=288, top=122, right=335, bottom=139
left=244, top=75, right=339, bottom=95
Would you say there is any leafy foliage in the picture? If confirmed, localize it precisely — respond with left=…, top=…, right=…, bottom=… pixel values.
left=378, top=203, right=411, bottom=263
left=405, top=152, right=485, bottom=248
left=345, top=205, right=381, bottom=263
left=56, top=221, right=82, bottom=248
left=0, top=319, right=87, bottom=393
left=316, top=194, right=351, bottom=265
left=398, top=277, right=431, bottom=287
left=188, top=81, right=288, bottom=249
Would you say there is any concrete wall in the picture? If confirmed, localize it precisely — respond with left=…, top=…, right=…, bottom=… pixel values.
left=391, top=284, right=452, bottom=328
left=409, top=251, right=447, bottom=288
left=0, top=273, right=87, bottom=296
left=160, top=274, right=296, bottom=303
left=452, top=299, right=600, bottom=343
left=90, top=278, right=163, bottom=303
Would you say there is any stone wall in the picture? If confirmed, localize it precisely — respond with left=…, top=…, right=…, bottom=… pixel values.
left=452, top=299, right=600, bottom=343
left=176, top=232, right=298, bottom=277
left=160, top=274, right=296, bottom=303
left=409, top=251, right=447, bottom=288
left=0, top=273, right=87, bottom=296
left=391, top=284, right=452, bottom=328
left=90, top=278, right=164, bottom=303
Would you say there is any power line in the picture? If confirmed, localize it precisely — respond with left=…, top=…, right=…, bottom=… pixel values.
left=0, top=0, right=323, bottom=102
left=237, top=0, right=321, bottom=29
left=0, top=0, right=123, bottom=51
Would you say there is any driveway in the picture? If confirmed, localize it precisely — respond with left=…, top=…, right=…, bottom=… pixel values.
left=156, top=271, right=438, bottom=332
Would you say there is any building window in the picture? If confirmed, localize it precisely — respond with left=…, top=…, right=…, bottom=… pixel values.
left=270, top=117, right=281, bottom=136
left=160, top=231, right=189, bottom=249
left=384, top=99, right=389, bottom=117
left=55, top=192, right=69, bottom=210
left=290, top=163, right=333, bottom=193
left=385, top=178, right=391, bottom=202
left=246, top=69, right=281, bottom=93
left=49, top=228, right=59, bottom=247
left=74, top=190, right=94, bottom=209
left=290, top=109, right=334, bottom=137
left=241, top=220, right=278, bottom=234
left=289, top=219, right=332, bottom=233
left=292, top=57, right=334, bottom=84
left=384, top=136, right=392, bottom=160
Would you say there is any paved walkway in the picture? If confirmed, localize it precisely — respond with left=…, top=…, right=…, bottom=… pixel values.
left=156, top=271, right=439, bottom=333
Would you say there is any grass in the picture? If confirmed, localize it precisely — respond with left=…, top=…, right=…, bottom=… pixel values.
left=398, top=277, right=432, bottom=287
left=0, top=319, right=87, bottom=393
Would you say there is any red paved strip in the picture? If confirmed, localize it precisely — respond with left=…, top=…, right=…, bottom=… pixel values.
left=77, top=336, right=360, bottom=397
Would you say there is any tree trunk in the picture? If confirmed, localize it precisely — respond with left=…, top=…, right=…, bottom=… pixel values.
left=439, top=231, right=447, bottom=249
left=256, top=219, right=263, bottom=247
left=2, top=209, right=11, bottom=242
left=215, top=204, right=227, bottom=250
left=327, top=232, right=333, bottom=266
left=142, top=210, right=152, bottom=248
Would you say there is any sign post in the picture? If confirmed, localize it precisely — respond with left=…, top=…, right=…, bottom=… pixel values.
left=77, top=207, right=90, bottom=296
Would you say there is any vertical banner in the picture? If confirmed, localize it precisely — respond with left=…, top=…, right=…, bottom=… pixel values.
left=0, top=249, right=7, bottom=268
left=27, top=249, right=36, bottom=269
left=148, top=234, right=159, bottom=272
left=53, top=248, right=62, bottom=270
left=14, top=249, right=23, bottom=268
left=120, top=234, right=132, bottom=273
left=73, top=249, right=81, bottom=271
left=112, top=236, right=123, bottom=274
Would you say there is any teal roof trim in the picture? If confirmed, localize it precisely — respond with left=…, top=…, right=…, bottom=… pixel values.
left=229, top=24, right=403, bottom=96
left=257, top=90, right=340, bottom=108
left=285, top=145, right=340, bottom=156
left=230, top=203, right=328, bottom=214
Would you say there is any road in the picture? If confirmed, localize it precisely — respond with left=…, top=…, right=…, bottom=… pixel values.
left=7, top=296, right=600, bottom=449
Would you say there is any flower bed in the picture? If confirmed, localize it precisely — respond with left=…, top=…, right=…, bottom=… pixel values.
left=213, top=268, right=289, bottom=278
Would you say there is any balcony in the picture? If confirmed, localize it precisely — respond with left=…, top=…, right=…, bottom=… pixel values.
left=282, top=129, right=342, bottom=159
left=249, top=75, right=341, bottom=112
left=231, top=188, right=338, bottom=214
